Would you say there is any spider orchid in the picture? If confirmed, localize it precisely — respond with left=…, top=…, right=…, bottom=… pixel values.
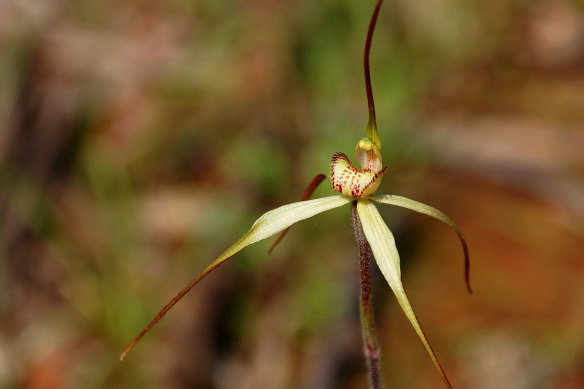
left=121, top=1, right=471, bottom=387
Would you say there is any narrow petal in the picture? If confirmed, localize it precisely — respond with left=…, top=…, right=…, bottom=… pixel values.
left=121, top=195, right=352, bottom=360
left=371, top=194, right=472, bottom=293
left=356, top=199, right=453, bottom=389
left=269, top=173, right=327, bottom=254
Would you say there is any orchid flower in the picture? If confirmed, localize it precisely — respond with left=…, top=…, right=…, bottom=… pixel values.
left=121, top=1, right=471, bottom=387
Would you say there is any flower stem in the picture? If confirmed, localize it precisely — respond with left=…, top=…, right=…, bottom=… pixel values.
left=352, top=202, right=382, bottom=389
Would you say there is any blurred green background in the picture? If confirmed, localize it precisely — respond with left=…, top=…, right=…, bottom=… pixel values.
left=1, top=0, right=583, bottom=388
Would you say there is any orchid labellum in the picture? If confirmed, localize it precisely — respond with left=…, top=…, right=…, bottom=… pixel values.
left=121, top=1, right=471, bottom=387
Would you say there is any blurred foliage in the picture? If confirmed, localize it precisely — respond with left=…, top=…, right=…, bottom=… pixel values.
left=1, top=0, right=584, bottom=388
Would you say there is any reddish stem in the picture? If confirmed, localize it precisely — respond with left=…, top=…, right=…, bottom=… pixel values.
left=352, top=202, right=382, bottom=389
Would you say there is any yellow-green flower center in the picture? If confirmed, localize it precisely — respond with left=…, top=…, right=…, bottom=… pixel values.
left=330, top=137, right=386, bottom=198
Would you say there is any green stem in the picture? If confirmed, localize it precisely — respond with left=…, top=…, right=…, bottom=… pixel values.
left=352, top=202, right=382, bottom=389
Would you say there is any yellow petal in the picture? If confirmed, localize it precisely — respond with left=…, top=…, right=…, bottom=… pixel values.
left=371, top=194, right=471, bottom=293
left=269, top=173, right=327, bottom=254
left=241, top=195, right=353, bottom=245
left=356, top=199, right=452, bottom=388
left=121, top=195, right=352, bottom=360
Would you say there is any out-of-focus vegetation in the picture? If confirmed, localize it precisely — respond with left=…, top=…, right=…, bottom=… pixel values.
left=1, top=0, right=583, bottom=388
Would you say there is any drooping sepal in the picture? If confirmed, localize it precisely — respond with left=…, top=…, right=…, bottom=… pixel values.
left=371, top=194, right=472, bottom=293
left=356, top=199, right=453, bottom=389
left=120, top=195, right=352, bottom=361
